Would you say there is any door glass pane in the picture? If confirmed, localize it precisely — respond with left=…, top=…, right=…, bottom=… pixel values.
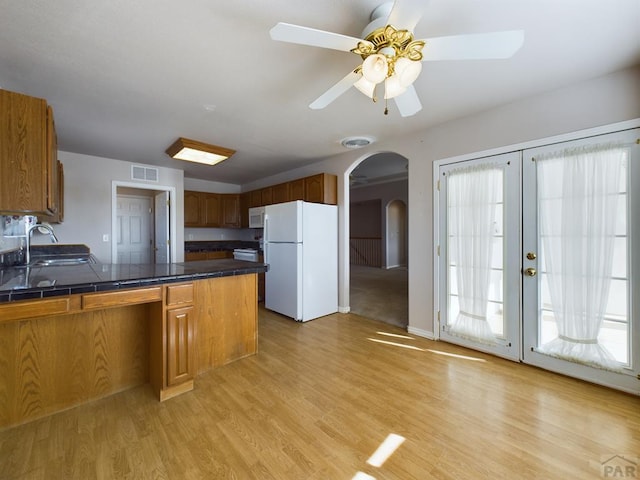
left=536, top=144, right=629, bottom=368
left=446, top=165, right=505, bottom=344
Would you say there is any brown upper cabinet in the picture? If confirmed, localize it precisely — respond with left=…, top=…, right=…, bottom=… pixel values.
left=272, top=182, right=289, bottom=204
left=201, top=193, right=221, bottom=227
left=220, top=194, right=240, bottom=228
left=184, top=191, right=240, bottom=228
left=289, top=178, right=305, bottom=201
left=184, top=173, right=337, bottom=228
left=260, top=186, right=273, bottom=206
left=0, top=89, right=60, bottom=216
left=304, top=173, right=337, bottom=204
left=40, top=160, right=64, bottom=223
left=184, top=191, right=202, bottom=227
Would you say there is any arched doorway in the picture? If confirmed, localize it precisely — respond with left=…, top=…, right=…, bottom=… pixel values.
left=347, top=152, right=409, bottom=328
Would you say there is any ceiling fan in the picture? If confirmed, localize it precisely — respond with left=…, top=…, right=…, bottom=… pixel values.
left=270, top=0, right=524, bottom=117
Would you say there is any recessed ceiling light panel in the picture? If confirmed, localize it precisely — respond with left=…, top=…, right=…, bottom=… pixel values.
left=341, top=136, right=376, bottom=149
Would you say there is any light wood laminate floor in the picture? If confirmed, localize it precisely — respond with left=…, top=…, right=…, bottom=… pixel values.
left=1, top=308, right=638, bottom=479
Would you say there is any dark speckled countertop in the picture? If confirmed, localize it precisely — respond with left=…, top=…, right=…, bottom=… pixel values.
left=0, top=259, right=268, bottom=303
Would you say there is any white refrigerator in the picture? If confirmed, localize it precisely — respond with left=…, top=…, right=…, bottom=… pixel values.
left=264, top=200, right=338, bottom=322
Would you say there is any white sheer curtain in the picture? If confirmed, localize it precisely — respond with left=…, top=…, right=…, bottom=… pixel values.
left=536, top=143, right=626, bottom=371
left=448, top=165, right=502, bottom=345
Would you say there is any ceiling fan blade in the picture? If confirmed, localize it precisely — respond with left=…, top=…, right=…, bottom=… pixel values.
left=387, top=0, right=430, bottom=31
left=270, top=22, right=364, bottom=52
left=393, top=84, right=422, bottom=117
left=420, top=30, right=525, bottom=61
left=309, top=70, right=360, bottom=110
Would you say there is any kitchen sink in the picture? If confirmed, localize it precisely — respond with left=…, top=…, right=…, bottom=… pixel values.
left=30, top=257, right=92, bottom=266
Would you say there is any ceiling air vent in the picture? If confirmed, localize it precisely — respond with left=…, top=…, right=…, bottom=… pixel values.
left=131, top=165, right=159, bottom=182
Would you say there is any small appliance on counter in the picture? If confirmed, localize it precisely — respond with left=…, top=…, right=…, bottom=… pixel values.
left=233, top=248, right=259, bottom=262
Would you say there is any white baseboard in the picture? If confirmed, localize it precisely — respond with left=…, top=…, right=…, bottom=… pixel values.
left=407, top=326, right=435, bottom=340
left=338, top=306, right=350, bottom=314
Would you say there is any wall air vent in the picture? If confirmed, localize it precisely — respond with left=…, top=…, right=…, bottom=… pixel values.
left=131, top=165, right=159, bottom=182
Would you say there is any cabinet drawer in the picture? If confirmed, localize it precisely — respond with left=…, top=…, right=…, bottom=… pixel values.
left=166, top=283, right=194, bottom=306
left=82, top=286, right=162, bottom=310
left=0, top=297, right=70, bottom=323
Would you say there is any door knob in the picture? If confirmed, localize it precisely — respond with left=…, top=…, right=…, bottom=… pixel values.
left=524, top=267, right=537, bottom=277
left=526, top=252, right=537, bottom=260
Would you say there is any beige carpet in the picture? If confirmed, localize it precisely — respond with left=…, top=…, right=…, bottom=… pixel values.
left=349, top=264, right=408, bottom=329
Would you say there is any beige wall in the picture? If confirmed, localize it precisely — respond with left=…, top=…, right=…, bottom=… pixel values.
left=53, top=152, right=185, bottom=263
left=242, top=65, right=640, bottom=336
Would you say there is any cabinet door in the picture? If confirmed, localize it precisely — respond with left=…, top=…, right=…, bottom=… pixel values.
left=46, top=106, right=58, bottom=215
left=240, top=193, right=250, bottom=228
left=0, top=89, right=52, bottom=215
left=202, top=193, right=221, bottom=227
left=261, top=187, right=273, bottom=206
left=221, top=194, right=240, bottom=227
left=167, top=306, right=195, bottom=386
left=304, top=173, right=337, bottom=204
left=272, top=182, right=289, bottom=204
left=40, top=160, right=64, bottom=223
left=184, top=191, right=202, bottom=227
left=289, top=178, right=305, bottom=201
left=249, top=190, right=262, bottom=207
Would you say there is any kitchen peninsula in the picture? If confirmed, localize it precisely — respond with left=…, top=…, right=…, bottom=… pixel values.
left=0, top=259, right=267, bottom=429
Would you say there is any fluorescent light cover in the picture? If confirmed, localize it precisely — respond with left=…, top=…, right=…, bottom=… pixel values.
left=166, top=137, right=235, bottom=166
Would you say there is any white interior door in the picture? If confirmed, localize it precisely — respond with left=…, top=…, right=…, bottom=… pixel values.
left=437, top=152, right=521, bottom=361
left=154, top=191, right=170, bottom=264
left=522, top=129, right=639, bottom=394
left=116, top=195, right=152, bottom=264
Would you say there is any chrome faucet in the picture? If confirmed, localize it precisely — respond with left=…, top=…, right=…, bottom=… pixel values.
left=24, top=223, right=59, bottom=265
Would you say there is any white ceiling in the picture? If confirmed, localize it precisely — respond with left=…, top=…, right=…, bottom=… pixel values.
left=1, top=0, right=638, bottom=185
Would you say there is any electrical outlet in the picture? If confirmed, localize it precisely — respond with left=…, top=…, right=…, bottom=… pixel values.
left=102, top=234, right=109, bottom=242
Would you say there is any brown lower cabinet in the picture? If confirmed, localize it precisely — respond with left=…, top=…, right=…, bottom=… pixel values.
left=0, top=274, right=258, bottom=428
left=185, top=251, right=232, bottom=261
left=166, top=307, right=195, bottom=387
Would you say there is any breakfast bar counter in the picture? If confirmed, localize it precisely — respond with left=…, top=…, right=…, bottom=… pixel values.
left=0, top=259, right=268, bottom=429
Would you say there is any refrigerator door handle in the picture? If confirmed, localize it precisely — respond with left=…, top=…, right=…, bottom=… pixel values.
left=263, top=215, right=268, bottom=262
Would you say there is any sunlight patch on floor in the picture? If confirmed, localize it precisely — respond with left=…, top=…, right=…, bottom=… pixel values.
left=352, top=433, right=406, bottom=480
left=376, top=331, right=415, bottom=340
left=368, top=338, right=426, bottom=351
left=426, top=349, right=487, bottom=362
left=367, top=433, right=406, bottom=467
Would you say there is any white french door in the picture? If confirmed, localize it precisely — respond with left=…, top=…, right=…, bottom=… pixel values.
left=522, top=129, right=639, bottom=393
left=436, top=127, right=639, bottom=394
left=437, top=152, right=522, bottom=361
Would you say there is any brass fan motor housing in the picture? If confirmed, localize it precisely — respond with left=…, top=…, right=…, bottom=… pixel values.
left=351, top=24, right=425, bottom=74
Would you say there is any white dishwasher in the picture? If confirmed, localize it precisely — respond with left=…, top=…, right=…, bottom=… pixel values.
left=233, top=248, right=259, bottom=262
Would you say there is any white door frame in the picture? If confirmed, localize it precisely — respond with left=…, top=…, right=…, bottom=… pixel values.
left=111, top=181, right=177, bottom=264
left=434, top=118, right=640, bottom=340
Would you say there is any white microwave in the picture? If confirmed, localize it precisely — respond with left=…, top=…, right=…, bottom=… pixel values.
left=248, top=206, right=265, bottom=228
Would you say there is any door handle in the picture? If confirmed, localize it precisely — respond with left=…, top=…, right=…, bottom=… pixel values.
left=523, top=267, right=537, bottom=277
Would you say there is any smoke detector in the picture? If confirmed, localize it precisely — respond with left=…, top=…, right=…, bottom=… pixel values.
left=341, top=136, right=375, bottom=149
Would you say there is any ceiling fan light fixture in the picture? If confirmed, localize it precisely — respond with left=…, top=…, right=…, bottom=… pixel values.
left=166, top=137, right=235, bottom=166
left=362, top=54, right=388, bottom=84
left=394, top=57, right=422, bottom=87
left=354, top=75, right=376, bottom=98
left=384, top=75, right=407, bottom=100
